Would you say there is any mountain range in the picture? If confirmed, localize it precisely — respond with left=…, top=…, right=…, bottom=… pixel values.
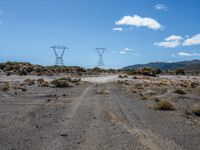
left=123, top=59, right=200, bottom=71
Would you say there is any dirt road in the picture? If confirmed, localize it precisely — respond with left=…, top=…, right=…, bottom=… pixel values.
left=0, top=76, right=200, bottom=150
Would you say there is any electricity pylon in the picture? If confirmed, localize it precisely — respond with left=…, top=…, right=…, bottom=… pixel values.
left=96, top=48, right=106, bottom=68
left=50, top=45, right=68, bottom=66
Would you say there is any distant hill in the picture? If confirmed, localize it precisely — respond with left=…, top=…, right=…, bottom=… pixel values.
left=123, top=60, right=200, bottom=71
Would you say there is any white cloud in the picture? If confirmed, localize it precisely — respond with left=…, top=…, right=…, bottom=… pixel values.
left=154, top=35, right=182, bottom=48
left=115, top=15, right=162, bottom=30
left=178, top=52, right=193, bottom=57
left=119, top=48, right=140, bottom=56
left=120, top=51, right=126, bottom=54
left=113, top=27, right=123, bottom=31
left=119, top=48, right=134, bottom=54
left=124, top=48, right=133, bottom=51
left=154, top=41, right=180, bottom=48
left=183, top=34, right=200, bottom=46
left=165, top=35, right=182, bottom=41
left=154, top=4, right=168, bottom=11
left=177, top=52, right=200, bottom=57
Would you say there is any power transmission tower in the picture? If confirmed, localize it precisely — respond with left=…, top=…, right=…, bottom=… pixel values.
left=50, top=45, right=68, bottom=66
left=96, top=48, right=106, bottom=68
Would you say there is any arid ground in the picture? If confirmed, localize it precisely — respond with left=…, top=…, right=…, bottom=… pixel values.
left=0, top=75, right=200, bottom=150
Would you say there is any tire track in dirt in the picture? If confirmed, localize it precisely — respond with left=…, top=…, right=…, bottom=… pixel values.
left=43, top=84, right=96, bottom=150
left=82, top=83, right=144, bottom=150
left=106, top=83, right=183, bottom=150
left=0, top=84, right=92, bottom=150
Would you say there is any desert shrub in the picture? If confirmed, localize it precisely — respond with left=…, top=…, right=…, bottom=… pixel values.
left=96, top=89, right=110, bottom=95
left=41, top=81, right=49, bottom=87
left=133, top=76, right=137, bottom=79
left=174, top=89, right=186, bottom=94
left=24, top=79, right=35, bottom=85
left=0, top=82, right=9, bottom=91
left=51, top=78, right=73, bottom=87
left=125, top=69, right=136, bottom=75
left=6, top=72, right=11, bottom=76
left=137, top=67, right=157, bottom=77
left=175, top=68, right=185, bottom=75
left=153, top=100, right=175, bottom=110
left=155, top=69, right=162, bottom=74
left=186, top=104, right=200, bottom=117
left=191, top=106, right=200, bottom=117
left=37, top=78, right=45, bottom=84
left=118, top=74, right=128, bottom=78
left=190, top=82, right=199, bottom=88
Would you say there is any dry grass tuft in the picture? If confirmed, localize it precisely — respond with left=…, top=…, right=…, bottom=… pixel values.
left=174, top=89, right=186, bottom=95
left=153, top=100, right=175, bottom=111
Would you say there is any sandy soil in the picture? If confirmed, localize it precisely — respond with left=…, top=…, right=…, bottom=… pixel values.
left=0, top=75, right=200, bottom=150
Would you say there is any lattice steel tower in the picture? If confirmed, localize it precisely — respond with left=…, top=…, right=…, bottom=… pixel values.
left=50, top=45, right=68, bottom=66
left=96, top=48, right=106, bottom=68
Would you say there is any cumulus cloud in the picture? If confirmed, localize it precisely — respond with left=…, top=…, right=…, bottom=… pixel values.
left=183, top=34, right=200, bottom=46
left=154, top=4, right=168, bottom=11
left=165, top=35, right=182, bottom=41
left=154, top=35, right=182, bottom=48
left=124, top=48, right=133, bottom=51
left=113, top=27, right=123, bottom=31
left=115, top=15, right=162, bottom=30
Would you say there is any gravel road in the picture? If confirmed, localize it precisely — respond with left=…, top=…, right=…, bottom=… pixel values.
left=0, top=75, right=200, bottom=150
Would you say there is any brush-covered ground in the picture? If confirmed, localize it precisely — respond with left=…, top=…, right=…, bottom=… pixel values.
left=0, top=74, right=200, bottom=150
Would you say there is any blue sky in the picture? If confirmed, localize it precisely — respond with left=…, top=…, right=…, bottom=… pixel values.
left=0, top=0, right=200, bottom=68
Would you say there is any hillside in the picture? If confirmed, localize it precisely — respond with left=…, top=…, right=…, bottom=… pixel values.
left=123, top=59, right=200, bottom=71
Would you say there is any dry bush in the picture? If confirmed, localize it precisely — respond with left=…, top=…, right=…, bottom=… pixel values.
left=134, top=83, right=145, bottom=90
left=186, top=104, right=200, bottom=117
left=41, top=81, right=49, bottom=87
left=51, top=79, right=73, bottom=88
left=153, top=100, right=175, bottom=111
left=118, top=74, right=128, bottom=78
left=56, top=76, right=81, bottom=85
left=37, top=78, right=49, bottom=87
left=139, top=93, right=147, bottom=100
left=133, top=76, right=138, bottom=79
left=37, top=78, right=45, bottom=84
left=0, top=82, right=9, bottom=91
left=190, top=82, right=199, bottom=88
left=96, top=89, right=110, bottom=95
left=174, top=89, right=186, bottom=95
left=117, top=80, right=129, bottom=85
left=24, top=79, right=35, bottom=85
